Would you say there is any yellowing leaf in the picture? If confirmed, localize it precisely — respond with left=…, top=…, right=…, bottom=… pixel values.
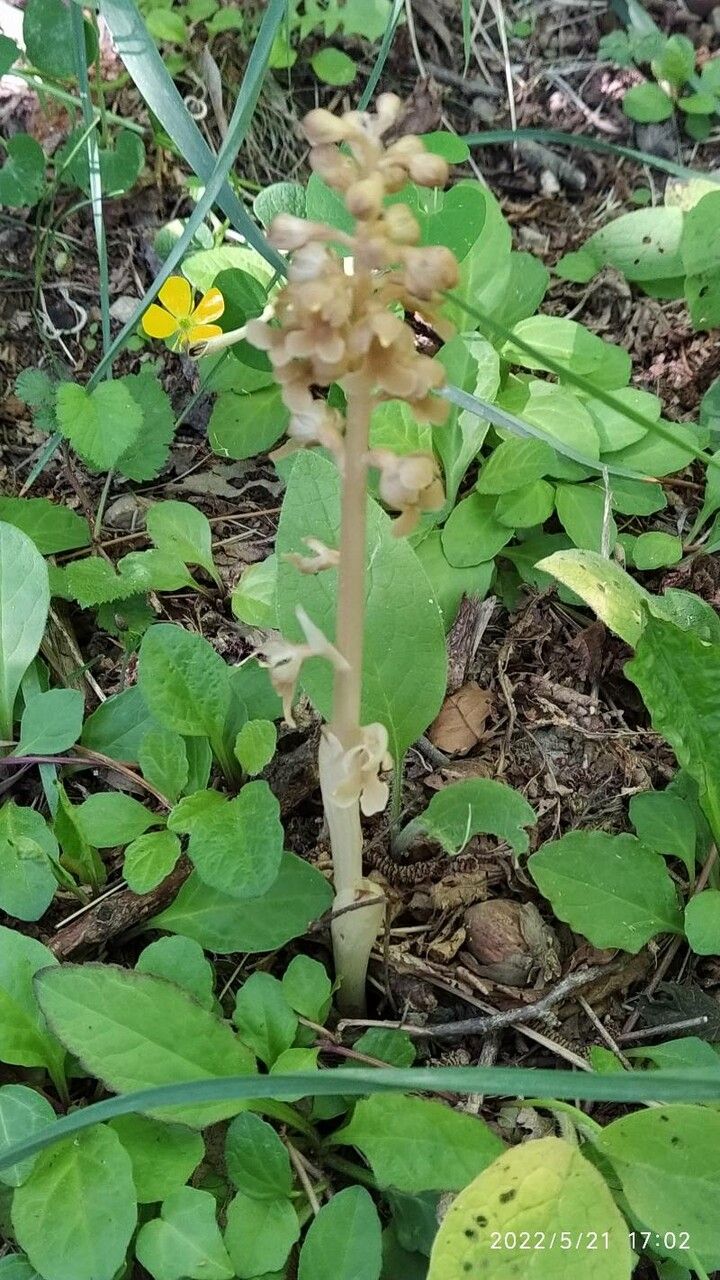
left=428, top=1136, right=632, bottom=1279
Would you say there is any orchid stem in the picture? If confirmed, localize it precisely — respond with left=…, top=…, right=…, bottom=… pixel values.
left=321, top=377, right=385, bottom=1015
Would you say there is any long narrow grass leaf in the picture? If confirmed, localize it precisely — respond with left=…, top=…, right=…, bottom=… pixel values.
left=98, top=0, right=280, bottom=266
left=71, top=6, right=111, bottom=359
left=359, top=0, right=405, bottom=110
left=464, top=127, right=720, bottom=182
left=1, top=1066, right=719, bottom=1172
left=87, top=0, right=285, bottom=384
left=445, top=290, right=720, bottom=475
left=441, top=385, right=651, bottom=480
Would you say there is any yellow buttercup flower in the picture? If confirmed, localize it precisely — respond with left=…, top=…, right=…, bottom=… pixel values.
left=142, top=276, right=224, bottom=350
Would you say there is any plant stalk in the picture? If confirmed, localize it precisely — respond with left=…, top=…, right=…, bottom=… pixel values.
left=319, top=377, right=385, bottom=1015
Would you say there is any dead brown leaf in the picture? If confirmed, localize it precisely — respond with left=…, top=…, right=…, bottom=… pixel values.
left=428, top=680, right=493, bottom=755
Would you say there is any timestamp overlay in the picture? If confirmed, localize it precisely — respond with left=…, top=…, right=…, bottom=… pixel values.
left=427, top=1136, right=706, bottom=1280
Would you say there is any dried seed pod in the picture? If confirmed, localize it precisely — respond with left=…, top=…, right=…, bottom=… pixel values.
left=464, top=899, right=561, bottom=986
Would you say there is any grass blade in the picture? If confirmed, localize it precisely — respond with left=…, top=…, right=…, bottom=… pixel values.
left=98, top=0, right=278, bottom=265
left=445, top=290, right=720, bottom=477
left=441, top=384, right=651, bottom=480
left=359, top=0, right=404, bottom=110
left=464, top=127, right=720, bottom=183
left=1, top=1066, right=719, bottom=1172
left=29, top=0, right=285, bottom=482
left=70, top=6, right=111, bottom=361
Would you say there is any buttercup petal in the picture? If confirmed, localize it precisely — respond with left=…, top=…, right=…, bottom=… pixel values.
left=191, top=287, right=225, bottom=325
left=187, top=322, right=224, bottom=345
left=142, top=304, right=179, bottom=339
left=158, top=275, right=193, bottom=319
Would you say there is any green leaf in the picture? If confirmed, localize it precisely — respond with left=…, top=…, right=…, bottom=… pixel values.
left=335, top=1094, right=505, bottom=1192
left=606, top=476, right=666, bottom=516
left=115, top=371, right=176, bottom=482
left=682, top=190, right=720, bottom=277
left=81, top=685, right=157, bottom=763
left=0, top=498, right=89, bottom=555
left=108, top=1113, right=204, bottom=1204
left=581, top=207, right=686, bottom=283
left=554, top=248, right=599, bottom=283
left=298, top=1187, right=382, bottom=1280
left=145, top=9, right=189, bottom=44
left=0, top=926, right=64, bottom=1081
left=58, top=128, right=145, bottom=198
left=415, top=532, right=493, bottom=630
left=0, top=135, right=45, bottom=208
left=626, top=615, right=720, bottom=838
left=629, top=790, right=697, bottom=880
left=476, top=437, right=555, bottom=494
left=400, top=778, right=536, bottom=857
left=370, top=399, right=433, bottom=457
left=234, top=973, right=298, bottom=1066
left=75, top=792, right=158, bottom=847
left=653, top=34, right=695, bottom=88
left=187, top=781, right=283, bottom=900
left=679, top=92, right=717, bottom=114
left=23, top=0, right=96, bottom=77
left=12, top=1125, right=136, bottom=1280
left=147, top=501, right=218, bottom=583
left=428, top=1135, right=632, bottom=1280
left=600, top=1105, right=720, bottom=1260
left=225, top=1111, right=293, bottom=1198
left=0, top=1086, right=55, bottom=1188
left=496, top=478, right=555, bottom=528
left=422, top=131, right=471, bottom=163
left=627, top=1036, right=720, bottom=1073
left=234, top=719, right=276, bottom=775
left=587, top=387, right=661, bottom=451
left=311, top=47, right=357, bottom=85
left=276, top=451, right=447, bottom=760
left=685, top=889, right=720, bottom=954
left=529, top=831, right=683, bottom=951
left=152, top=853, right=333, bottom=953
left=136, top=1186, right=233, bottom=1280
left=0, top=803, right=58, bottom=921
left=135, top=935, right=214, bottom=1008
left=253, top=181, right=306, bottom=228
left=555, top=483, right=617, bottom=553
left=124, top=830, right=181, bottom=894
left=225, top=1191, right=299, bottom=1277
left=442, top=493, right=512, bottom=567
left=435, top=335, right=495, bottom=509
left=209, top=385, right=289, bottom=460
left=55, top=381, right=143, bottom=471
left=139, top=625, right=231, bottom=751
left=16, top=688, right=84, bottom=757
left=498, top=379, right=601, bottom=460
left=64, top=551, right=194, bottom=607
left=0, top=523, right=49, bottom=740
left=354, top=1028, right=417, bottom=1068
left=35, top=964, right=255, bottom=1126
left=502, top=315, right=631, bottom=390
left=282, top=955, right=332, bottom=1022
left=139, top=727, right=189, bottom=802
left=623, top=81, right=674, bottom=122
left=231, top=556, right=278, bottom=628
left=632, top=531, right=682, bottom=569
left=608, top=417, right=704, bottom=476
left=185, top=736, right=213, bottom=794
left=53, top=783, right=105, bottom=889
left=0, top=35, right=18, bottom=76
